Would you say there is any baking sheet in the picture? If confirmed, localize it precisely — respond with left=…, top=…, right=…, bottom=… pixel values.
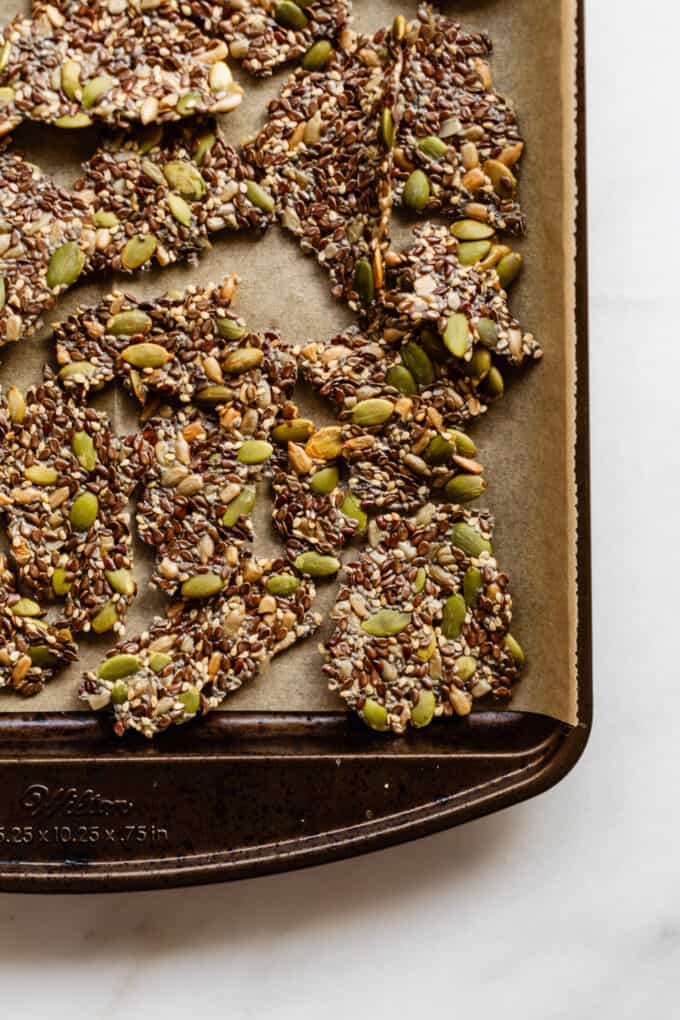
left=0, top=0, right=578, bottom=724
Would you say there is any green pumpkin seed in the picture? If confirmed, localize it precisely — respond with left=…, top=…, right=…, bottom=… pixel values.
left=91, top=600, right=119, bottom=634
left=163, top=160, right=206, bottom=199
left=414, top=567, right=427, bottom=594
left=24, top=464, right=57, bottom=485
left=411, top=689, right=436, bottom=728
left=222, top=486, right=256, bottom=527
left=309, top=466, right=339, bottom=495
left=223, top=346, right=264, bottom=374
left=361, top=610, right=411, bottom=637
left=121, top=342, right=171, bottom=369
left=60, top=59, right=81, bottom=99
left=485, top=159, right=516, bottom=196
left=216, top=317, right=246, bottom=340
left=194, top=131, right=216, bottom=165
left=451, top=219, right=495, bottom=241
left=294, top=551, right=340, bottom=578
left=54, top=113, right=92, bottom=128
left=449, top=430, right=477, bottom=458
left=443, top=312, right=471, bottom=358
left=380, top=107, right=395, bottom=149
left=422, top=435, right=454, bottom=465
left=450, top=522, right=492, bottom=558
left=195, top=385, right=233, bottom=406
left=341, top=491, right=367, bottom=531
left=0, top=86, right=14, bottom=107
left=445, top=474, right=485, bottom=504
left=274, top=1, right=309, bottom=29
left=476, top=317, right=499, bottom=348
left=70, top=491, right=99, bottom=531
left=58, top=361, right=97, bottom=382
left=497, top=252, right=523, bottom=289
left=504, top=633, right=525, bottom=668
left=176, top=91, right=202, bottom=116
left=463, top=566, right=483, bottom=605
left=417, top=135, right=447, bottom=159
left=121, top=233, right=157, bottom=269
left=265, top=574, right=300, bottom=596
left=237, top=440, right=273, bottom=465
left=455, top=655, right=477, bottom=682
left=0, top=276, right=5, bottom=312
left=351, top=398, right=394, bottom=427
left=28, top=645, right=61, bottom=668
left=403, top=169, right=431, bottom=211
left=82, top=74, right=115, bottom=109
left=441, top=594, right=467, bottom=640
left=105, top=568, right=135, bottom=596
left=466, top=347, right=492, bottom=381
left=245, top=180, right=275, bottom=213
left=458, top=240, right=492, bottom=265
left=72, top=431, right=97, bottom=471
left=181, top=573, right=224, bottom=599
left=385, top=364, right=417, bottom=395
left=137, top=124, right=163, bottom=153
left=0, top=40, right=11, bottom=74
left=179, top=686, right=200, bottom=715
left=354, top=258, right=374, bottom=305
left=483, top=365, right=505, bottom=400
left=302, top=39, right=332, bottom=70
left=149, top=652, right=172, bottom=673
left=106, top=310, right=152, bottom=336
left=271, top=418, right=314, bottom=443
left=361, top=699, right=388, bottom=732
left=52, top=567, right=72, bottom=597
left=111, top=681, right=129, bottom=705
left=11, top=598, right=42, bottom=618
left=167, top=192, right=193, bottom=226
left=98, top=654, right=140, bottom=682
left=94, top=210, right=119, bottom=228
left=401, top=342, right=435, bottom=386
left=46, top=241, right=85, bottom=289
left=419, top=327, right=447, bottom=363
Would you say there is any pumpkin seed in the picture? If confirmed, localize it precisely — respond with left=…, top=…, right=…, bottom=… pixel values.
left=309, top=466, right=339, bottom=495
left=137, top=124, right=163, bottom=153
left=484, top=159, right=516, bottom=196
left=380, top=107, right=395, bottom=149
left=0, top=40, right=10, bottom=74
left=443, top=313, right=470, bottom=358
left=401, top=342, right=435, bottom=386
left=274, top=1, right=309, bottom=29
left=361, top=609, right=411, bottom=637
left=504, top=633, right=525, bottom=667
left=450, top=522, right=492, bottom=557
left=458, top=240, right=492, bottom=265
left=60, top=59, right=81, bottom=99
left=483, top=365, right=505, bottom=400
left=121, top=342, right=171, bottom=369
left=28, top=645, right=60, bottom=668
left=411, top=689, right=436, bottom=728
left=476, top=317, right=499, bottom=348
left=403, top=169, right=431, bottom=211
left=450, top=430, right=477, bottom=458
left=6, top=385, right=25, bottom=423
left=417, top=135, right=447, bottom=159
left=265, top=574, right=300, bottom=596
left=111, top=681, right=129, bottom=705
left=361, top=699, right=388, bottom=732
left=466, top=347, right=492, bottom=381
left=70, top=491, right=99, bottom=531
left=385, top=364, right=417, bottom=395
left=24, top=464, right=57, bottom=485
left=222, top=486, right=256, bottom=527
left=497, top=252, right=523, bottom=289
left=105, top=568, right=135, bottom=596
left=455, top=655, right=477, bottom=682
left=196, top=385, right=233, bottom=406
left=419, top=327, right=448, bottom=363
left=91, top=600, right=119, bottom=634
left=181, top=573, right=224, bottom=599
left=245, top=180, right=275, bottom=213
left=463, top=566, right=483, bottom=605
left=106, top=309, right=152, bottom=335
left=179, top=686, right=201, bottom=714
left=354, top=258, right=374, bottom=304
left=82, top=74, right=115, bottom=109
left=441, top=594, right=466, bottom=640
left=52, top=567, right=72, bottom=597
left=237, top=440, right=273, bottom=465
left=216, top=317, right=246, bottom=340
left=176, top=91, right=202, bottom=116
left=194, top=131, right=216, bottom=165
left=414, top=567, right=427, bottom=594
left=341, top=491, right=367, bottom=530
left=451, top=219, right=495, bottom=241
left=294, top=551, right=340, bottom=577
left=271, top=418, right=314, bottom=443
left=149, top=652, right=172, bottom=673
left=167, top=192, right=193, bottom=226
left=54, top=113, right=92, bottom=128
left=98, top=654, right=140, bottom=681
left=223, top=346, right=264, bottom=374
left=0, top=86, right=14, bottom=106
left=163, top=160, right=206, bottom=199
left=72, top=431, right=97, bottom=470
left=121, top=233, right=157, bottom=269
left=58, top=361, right=96, bottom=382
left=46, top=241, right=85, bottom=289
left=11, top=598, right=42, bottom=618
left=423, top=435, right=454, bottom=465
left=351, top=398, right=394, bottom=427
left=302, top=39, right=333, bottom=70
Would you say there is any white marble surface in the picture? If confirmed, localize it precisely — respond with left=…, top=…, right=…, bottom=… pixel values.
left=1, top=1, right=678, bottom=1015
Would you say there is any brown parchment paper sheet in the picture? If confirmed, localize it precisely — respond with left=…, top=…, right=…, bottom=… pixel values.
left=0, top=0, right=578, bottom=724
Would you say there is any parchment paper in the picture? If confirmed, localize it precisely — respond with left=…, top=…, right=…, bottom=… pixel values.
left=0, top=0, right=579, bottom=724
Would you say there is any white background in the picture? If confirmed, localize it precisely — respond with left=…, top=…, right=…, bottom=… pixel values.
left=1, top=0, right=678, bottom=1014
